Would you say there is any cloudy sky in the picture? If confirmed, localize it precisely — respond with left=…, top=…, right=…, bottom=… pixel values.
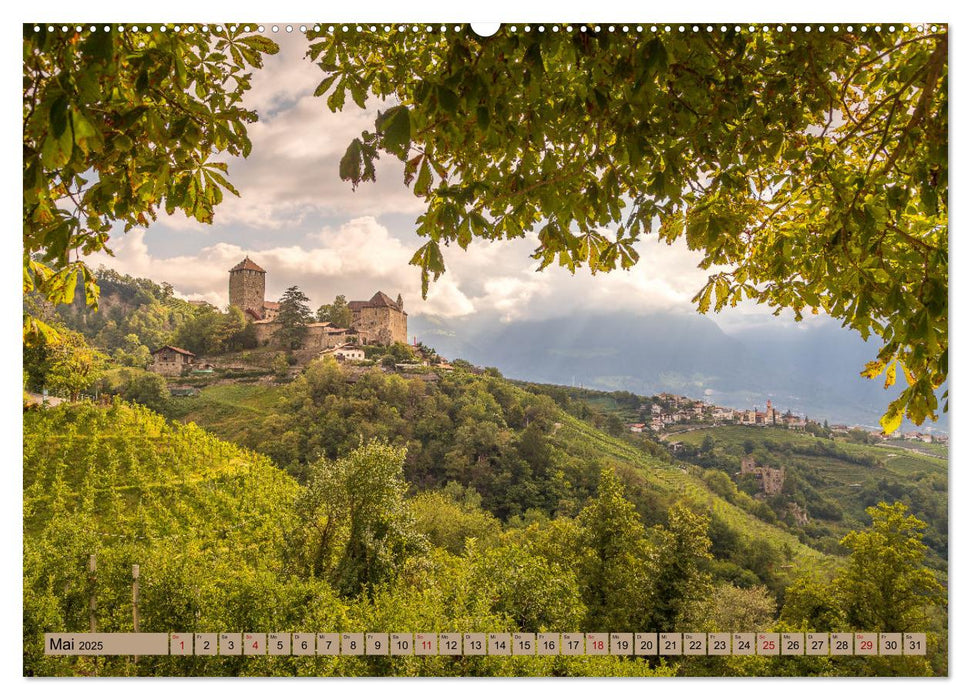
left=85, top=30, right=813, bottom=332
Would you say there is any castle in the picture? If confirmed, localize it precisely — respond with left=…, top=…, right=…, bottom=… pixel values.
left=740, top=455, right=786, bottom=496
left=228, top=257, right=408, bottom=349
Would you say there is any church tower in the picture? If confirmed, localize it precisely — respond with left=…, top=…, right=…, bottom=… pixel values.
left=228, top=257, right=266, bottom=317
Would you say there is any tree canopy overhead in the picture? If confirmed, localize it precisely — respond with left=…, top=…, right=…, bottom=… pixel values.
left=23, top=24, right=947, bottom=430
left=23, top=23, right=278, bottom=339
left=309, top=24, right=947, bottom=431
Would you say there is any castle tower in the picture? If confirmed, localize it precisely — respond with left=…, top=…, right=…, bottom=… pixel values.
left=228, top=257, right=266, bottom=317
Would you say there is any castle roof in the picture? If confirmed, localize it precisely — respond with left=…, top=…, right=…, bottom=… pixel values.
left=229, top=256, right=266, bottom=273
left=369, top=291, right=400, bottom=308
left=262, top=301, right=280, bottom=309
left=349, top=291, right=405, bottom=313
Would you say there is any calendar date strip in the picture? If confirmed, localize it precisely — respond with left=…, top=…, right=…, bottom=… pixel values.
left=45, top=631, right=926, bottom=657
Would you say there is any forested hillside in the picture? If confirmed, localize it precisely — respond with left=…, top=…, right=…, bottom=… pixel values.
left=517, top=384, right=948, bottom=571
left=165, top=362, right=830, bottom=585
left=23, top=357, right=947, bottom=676
left=671, top=426, right=948, bottom=569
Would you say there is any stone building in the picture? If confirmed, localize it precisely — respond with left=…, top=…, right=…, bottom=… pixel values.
left=261, top=301, right=280, bottom=321
left=150, top=345, right=196, bottom=376
left=251, top=319, right=351, bottom=349
left=348, top=291, right=408, bottom=345
left=228, top=257, right=278, bottom=321
left=228, top=257, right=406, bottom=348
left=740, top=455, right=786, bottom=496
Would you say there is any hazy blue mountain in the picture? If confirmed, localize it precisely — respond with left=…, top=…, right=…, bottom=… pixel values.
left=410, top=311, right=948, bottom=432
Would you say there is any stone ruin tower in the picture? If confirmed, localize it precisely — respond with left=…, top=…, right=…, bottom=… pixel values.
left=228, top=256, right=266, bottom=317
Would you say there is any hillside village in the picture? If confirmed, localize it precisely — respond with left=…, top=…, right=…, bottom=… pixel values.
left=631, top=396, right=808, bottom=434
left=629, top=393, right=947, bottom=445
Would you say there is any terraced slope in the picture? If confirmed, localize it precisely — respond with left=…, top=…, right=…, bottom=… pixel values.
left=23, top=400, right=303, bottom=675
left=550, top=416, right=837, bottom=574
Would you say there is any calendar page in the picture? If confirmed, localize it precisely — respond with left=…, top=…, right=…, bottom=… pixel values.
left=22, top=14, right=949, bottom=680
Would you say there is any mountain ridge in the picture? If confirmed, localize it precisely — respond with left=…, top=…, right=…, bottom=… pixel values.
left=410, top=310, right=948, bottom=432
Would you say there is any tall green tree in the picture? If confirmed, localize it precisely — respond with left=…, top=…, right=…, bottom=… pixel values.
left=701, top=583, right=776, bottom=633
left=316, top=294, right=354, bottom=328
left=469, top=539, right=585, bottom=631
left=780, top=573, right=848, bottom=631
left=23, top=25, right=278, bottom=342
left=410, top=489, right=501, bottom=555
left=647, top=502, right=713, bottom=631
left=310, top=25, right=947, bottom=430
left=172, top=304, right=223, bottom=355
left=274, top=286, right=314, bottom=350
left=290, top=441, right=426, bottom=597
left=835, top=502, right=945, bottom=632
left=576, top=469, right=653, bottom=631
left=43, top=330, right=107, bottom=400
left=213, top=305, right=249, bottom=351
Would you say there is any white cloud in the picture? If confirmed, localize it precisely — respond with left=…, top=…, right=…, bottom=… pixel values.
left=437, top=232, right=722, bottom=322
left=84, top=217, right=477, bottom=318
left=81, top=32, right=787, bottom=331
left=147, top=33, right=425, bottom=233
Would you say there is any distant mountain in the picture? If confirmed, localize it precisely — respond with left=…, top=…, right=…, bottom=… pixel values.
left=411, top=311, right=948, bottom=432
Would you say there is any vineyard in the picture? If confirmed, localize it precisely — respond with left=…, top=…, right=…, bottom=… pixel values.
left=23, top=400, right=678, bottom=677
left=22, top=378, right=946, bottom=677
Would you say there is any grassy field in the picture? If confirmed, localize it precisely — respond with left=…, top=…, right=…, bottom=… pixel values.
left=166, top=382, right=287, bottom=444
left=672, top=425, right=821, bottom=449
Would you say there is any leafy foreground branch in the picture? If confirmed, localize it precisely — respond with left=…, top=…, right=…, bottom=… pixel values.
left=311, top=26, right=947, bottom=431
left=23, top=24, right=278, bottom=343
left=23, top=25, right=947, bottom=430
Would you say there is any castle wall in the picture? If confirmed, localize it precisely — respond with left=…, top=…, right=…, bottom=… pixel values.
left=355, top=307, right=407, bottom=345
left=253, top=321, right=275, bottom=345
left=229, top=269, right=265, bottom=315
left=740, top=455, right=758, bottom=474
left=739, top=456, right=785, bottom=495
left=762, top=467, right=785, bottom=495
left=252, top=321, right=348, bottom=350
left=304, top=325, right=348, bottom=350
